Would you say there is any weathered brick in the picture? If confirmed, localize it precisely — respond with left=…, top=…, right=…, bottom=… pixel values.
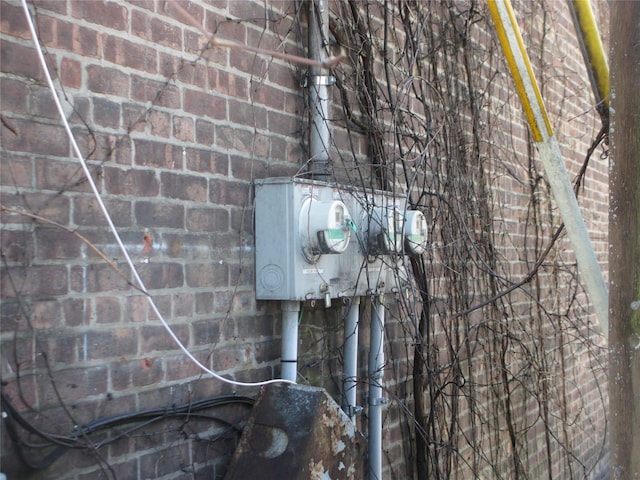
left=172, top=115, right=194, bottom=142
left=1, top=117, right=69, bottom=157
left=253, top=83, right=286, bottom=110
left=71, top=0, right=128, bottom=31
left=186, top=206, right=229, bottom=232
left=104, top=166, right=159, bottom=197
left=23, top=18, right=51, bottom=58
left=148, top=109, right=171, bottom=137
left=0, top=39, right=43, bottom=80
left=85, top=328, right=137, bottom=360
left=191, top=319, right=220, bottom=346
left=0, top=376, right=38, bottom=412
left=72, top=24, right=100, bottom=57
left=212, top=343, right=253, bottom=373
left=77, top=458, right=139, bottom=480
left=36, top=157, right=92, bottom=193
left=0, top=2, right=30, bottom=39
left=95, top=296, right=122, bottom=324
left=63, top=297, right=90, bottom=326
left=28, top=83, right=60, bottom=119
left=0, top=153, right=33, bottom=188
left=185, top=263, right=228, bottom=288
left=133, top=139, right=183, bottom=169
left=164, top=351, right=211, bottom=381
left=231, top=290, right=254, bottom=316
left=93, top=97, right=122, bottom=128
left=160, top=172, right=207, bottom=202
left=93, top=132, right=131, bottom=166
left=122, top=102, right=148, bottom=133
left=228, top=99, right=267, bottom=127
left=152, top=294, right=171, bottom=319
left=0, top=298, right=24, bottom=334
left=1, top=191, right=71, bottom=225
left=103, top=35, right=157, bottom=73
left=85, top=263, right=131, bottom=293
left=140, top=324, right=189, bottom=353
left=124, top=294, right=148, bottom=323
left=228, top=0, right=266, bottom=24
left=254, top=338, right=279, bottom=364
left=185, top=148, right=228, bottom=175
left=230, top=153, right=268, bottom=181
left=48, top=365, right=108, bottom=402
left=209, top=70, right=248, bottom=99
left=267, top=61, right=298, bottom=90
left=195, top=292, right=214, bottom=314
left=1, top=77, right=29, bottom=115
left=236, top=315, right=272, bottom=340
left=0, top=229, right=33, bottom=264
left=215, top=124, right=235, bottom=150
left=32, top=0, right=67, bottom=14
left=137, top=262, right=184, bottom=290
left=183, top=88, right=226, bottom=119
left=230, top=208, right=252, bottom=234
left=267, top=109, right=298, bottom=136
left=73, top=196, right=132, bottom=227
left=186, top=30, right=222, bottom=61
left=195, top=119, right=215, bottom=146
left=132, top=356, right=164, bottom=387
left=34, top=226, right=82, bottom=260
left=131, top=75, right=181, bottom=108
left=173, top=292, right=193, bottom=317
left=209, top=179, right=250, bottom=206
left=131, top=10, right=182, bottom=50
left=139, top=443, right=190, bottom=478
left=176, top=60, right=207, bottom=89
left=135, top=201, right=184, bottom=229
left=87, top=65, right=130, bottom=96
left=60, top=57, right=82, bottom=88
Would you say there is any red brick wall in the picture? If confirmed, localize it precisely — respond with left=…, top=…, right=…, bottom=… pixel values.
left=0, top=0, right=609, bottom=479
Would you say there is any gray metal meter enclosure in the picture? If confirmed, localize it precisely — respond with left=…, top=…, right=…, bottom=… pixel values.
left=254, top=177, right=427, bottom=302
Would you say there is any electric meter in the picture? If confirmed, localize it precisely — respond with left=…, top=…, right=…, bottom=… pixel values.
left=403, top=210, right=428, bottom=255
left=368, top=206, right=402, bottom=254
left=299, top=197, right=352, bottom=260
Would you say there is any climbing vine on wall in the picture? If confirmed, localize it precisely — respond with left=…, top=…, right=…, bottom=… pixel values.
left=298, top=0, right=609, bottom=478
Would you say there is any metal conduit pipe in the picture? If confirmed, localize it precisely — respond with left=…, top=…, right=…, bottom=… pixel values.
left=307, top=0, right=332, bottom=179
left=488, top=0, right=609, bottom=337
left=342, top=296, right=361, bottom=420
left=368, top=295, right=385, bottom=480
left=281, top=301, right=301, bottom=382
left=566, top=0, right=609, bottom=117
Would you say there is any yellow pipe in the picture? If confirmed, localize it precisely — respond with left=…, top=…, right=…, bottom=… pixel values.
left=488, top=0, right=553, bottom=142
left=567, top=0, right=610, bottom=112
left=488, top=0, right=609, bottom=336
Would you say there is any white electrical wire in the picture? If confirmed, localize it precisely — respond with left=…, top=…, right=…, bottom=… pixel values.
left=21, top=0, right=293, bottom=388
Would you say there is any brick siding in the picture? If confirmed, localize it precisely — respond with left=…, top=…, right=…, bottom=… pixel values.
left=0, top=0, right=609, bottom=479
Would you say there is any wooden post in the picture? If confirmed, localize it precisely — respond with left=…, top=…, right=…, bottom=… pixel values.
left=608, top=2, right=640, bottom=478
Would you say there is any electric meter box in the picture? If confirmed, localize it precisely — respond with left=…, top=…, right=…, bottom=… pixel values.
left=254, top=177, right=425, bottom=302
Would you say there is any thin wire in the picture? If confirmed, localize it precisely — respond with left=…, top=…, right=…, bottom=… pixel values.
left=20, top=0, right=292, bottom=389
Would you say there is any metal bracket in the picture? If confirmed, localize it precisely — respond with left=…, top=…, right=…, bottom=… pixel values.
left=347, top=405, right=364, bottom=416
left=302, top=74, right=336, bottom=88
left=369, top=397, right=388, bottom=406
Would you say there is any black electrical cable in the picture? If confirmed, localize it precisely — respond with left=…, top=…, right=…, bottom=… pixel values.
left=1, top=392, right=255, bottom=471
left=70, top=394, right=254, bottom=437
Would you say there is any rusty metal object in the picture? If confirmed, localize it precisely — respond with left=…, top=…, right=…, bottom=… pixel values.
left=224, top=384, right=365, bottom=480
